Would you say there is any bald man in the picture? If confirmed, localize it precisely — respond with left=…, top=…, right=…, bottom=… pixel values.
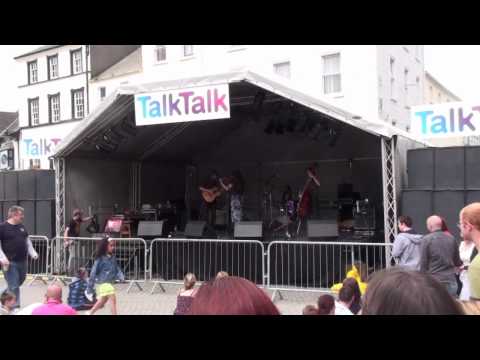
left=419, top=215, right=462, bottom=297
left=31, top=284, right=77, bottom=315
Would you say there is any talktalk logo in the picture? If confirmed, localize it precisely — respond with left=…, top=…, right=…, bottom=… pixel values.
left=137, top=88, right=228, bottom=118
left=414, top=106, right=480, bottom=135
left=23, top=138, right=61, bottom=156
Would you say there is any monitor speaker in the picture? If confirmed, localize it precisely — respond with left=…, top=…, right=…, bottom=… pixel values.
left=307, top=220, right=338, bottom=238
left=185, top=221, right=207, bottom=238
left=234, top=221, right=263, bottom=239
left=137, top=221, right=164, bottom=238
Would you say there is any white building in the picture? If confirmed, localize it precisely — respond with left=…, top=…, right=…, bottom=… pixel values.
left=14, top=45, right=139, bottom=169
left=93, top=45, right=425, bottom=133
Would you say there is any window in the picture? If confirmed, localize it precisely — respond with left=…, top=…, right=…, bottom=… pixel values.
left=378, top=98, right=383, bottom=113
left=28, top=98, right=39, bottom=126
left=48, top=55, right=59, bottom=80
left=29, top=159, right=41, bottom=169
left=49, top=94, right=60, bottom=123
left=273, top=62, right=291, bottom=79
left=100, top=87, right=106, bottom=100
left=322, top=53, right=341, bottom=94
left=28, top=61, right=38, bottom=84
left=183, top=45, right=194, bottom=57
left=71, top=89, right=84, bottom=119
left=71, top=49, right=83, bottom=74
left=390, top=57, right=396, bottom=100
left=155, top=45, right=167, bottom=62
left=404, top=68, right=409, bottom=91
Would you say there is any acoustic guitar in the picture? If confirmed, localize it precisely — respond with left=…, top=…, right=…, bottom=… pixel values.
left=200, top=177, right=232, bottom=203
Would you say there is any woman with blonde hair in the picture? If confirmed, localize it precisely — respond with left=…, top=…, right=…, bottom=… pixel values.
left=174, top=273, right=198, bottom=315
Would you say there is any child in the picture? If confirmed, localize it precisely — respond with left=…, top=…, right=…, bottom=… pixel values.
left=174, top=273, right=197, bottom=315
left=302, top=305, right=318, bottom=315
left=86, top=238, right=124, bottom=315
left=68, top=267, right=96, bottom=311
left=0, top=290, right=17, bottom=315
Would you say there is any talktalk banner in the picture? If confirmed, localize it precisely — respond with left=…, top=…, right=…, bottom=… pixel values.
left=411, top=102, right=480, bottom=139
left=134, top=84, right=230, bottom=126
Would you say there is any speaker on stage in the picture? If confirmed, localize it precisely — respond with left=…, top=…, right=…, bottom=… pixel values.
left=307, top=220, right=338, bottom=238
left=138, top=221, right=164, bottom=239
left=185, top=221, right=207, bottom=238
left=234, top=221, right=263, bottom=239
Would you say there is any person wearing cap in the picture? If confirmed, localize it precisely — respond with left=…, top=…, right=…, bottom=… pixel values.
left=64, top=209, right=92, bottom=276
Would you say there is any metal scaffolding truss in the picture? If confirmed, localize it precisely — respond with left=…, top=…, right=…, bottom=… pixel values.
left=130, top=162, right=142, bottom=210
left=55, top=157, right=66, bottom=237
left=381, top=137, right=398, bottom=259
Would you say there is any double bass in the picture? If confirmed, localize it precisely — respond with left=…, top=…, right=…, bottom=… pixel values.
left=297, top=166, right=318, bottom=219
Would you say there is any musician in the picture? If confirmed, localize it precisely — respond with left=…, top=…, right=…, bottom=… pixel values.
left=297, top=165, right=321, bottom=235
left=219, top=170, right=245, bottom=230
left=198, top=171, right=221, bottom=228
left=64, top=209, right=92, bottom=276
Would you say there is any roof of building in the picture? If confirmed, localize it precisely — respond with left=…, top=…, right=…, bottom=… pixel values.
left=14, top=45, right=64, bottom=60
left=0, top=112, right=18, bottom=137
left=91, top=48, right=142, bottom=81
left=425, top=71, right=462, bottom=101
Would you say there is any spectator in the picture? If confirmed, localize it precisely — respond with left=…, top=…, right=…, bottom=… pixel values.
left=458, top=203, right=480, bottom=301
left=174, top=273, right=198, bottom=315
left=0, top=290, right=17, bottom=315
left=342, top=277, right=362, bottom=314
left=419, top=215, right=462, bottom=297
left=0, top=206, right=39, bottom=308
left=458, top=236, right=476, bottom=300
left=361, top=268, right=464, bottom=315
left=392, top=215, right=423, bottom=270
left=302, top=305, right=318, bottom=315
left=68, top=267, right=95, bottom=311
left=86, top=238, right=125, bottom=315
left=188, top=276, right=280, bottom=315
left=216, top=271, right=229, bottom=279
left=459, top=300, right=480, bottom=315
left=335, top=285, right=354, bottom=315
left=32, top=284, right=77, bottom=315
left=317, top=294, right=335, bottom=315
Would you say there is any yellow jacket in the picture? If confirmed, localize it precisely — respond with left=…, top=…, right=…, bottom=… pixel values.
left=331, top=265, right=367, bottom=295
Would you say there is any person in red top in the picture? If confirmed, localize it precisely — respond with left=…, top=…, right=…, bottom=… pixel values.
left=296, top=165, right=321, bottom=236
left=32, top=284, right=77, bottom=316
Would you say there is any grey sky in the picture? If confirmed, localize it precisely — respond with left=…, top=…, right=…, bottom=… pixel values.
left=0, top=45, right=478, bottom=112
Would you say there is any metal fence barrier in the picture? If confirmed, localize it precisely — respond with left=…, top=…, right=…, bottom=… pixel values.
left=26, top=236, right=50, bottom=286
left=49, top=237, right=147, bottom=292
left=149, top=238, right=265, bottom=294
left=267, top=241, right=393, bottom=301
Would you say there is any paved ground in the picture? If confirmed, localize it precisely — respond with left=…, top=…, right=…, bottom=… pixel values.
left=0, top=277, right=325, bottom=315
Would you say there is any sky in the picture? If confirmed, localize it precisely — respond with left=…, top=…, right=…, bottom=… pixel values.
left=0, top=45, right=478, bottom=112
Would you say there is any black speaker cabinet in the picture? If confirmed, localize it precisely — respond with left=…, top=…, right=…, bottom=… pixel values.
left=307, top=220, right=338, bottom=238
left=234, top=221, right=263, bottom=239
left=137, top=221, right=164, bottom=238
left=185, top=221, right=207, bottom=238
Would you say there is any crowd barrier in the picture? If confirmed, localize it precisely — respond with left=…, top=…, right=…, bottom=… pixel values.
left=26, top=236, right=50, bottom=285
left=149, top=238, right=265, bottom=294
left=23, top=235, right=394, bottom=299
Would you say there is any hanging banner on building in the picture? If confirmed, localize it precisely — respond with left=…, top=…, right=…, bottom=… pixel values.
left=20, top=121, right=80, bottom=168
left=411, top=102, right=480, bottom=139
left=134, top=84, right=230, bottom=126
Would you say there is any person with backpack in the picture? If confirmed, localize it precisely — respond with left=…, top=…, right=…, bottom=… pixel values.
left=392, top=215, right=423, bottom=270
left=85, top=238, right=124, bottom=315
left=67, top=267, right=96, bottom=311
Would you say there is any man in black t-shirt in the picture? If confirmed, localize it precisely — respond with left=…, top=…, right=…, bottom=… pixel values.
left=63, top=209, right=92, bottom=276
left=0, top=206, right=38, bottom=308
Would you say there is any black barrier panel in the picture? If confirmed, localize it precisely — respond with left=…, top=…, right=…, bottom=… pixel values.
left=434, top=148, right=464, bottom=189
left=19, top=201, right=35, bottom=234
left=36, top=171, right=55, bottom=200
left=0, top=173, right=4, bottom=200
left=36, top=201, right=54, bottom=237
left=18, top=171, right=36, bottom=200
left=465, top=147, right=480, bottom=189
left=401, top=191, right=432, bottom=235
left=150, top=241, right=264, bottom=284
left=466, top=191, right=480, bottom=204
left=407, top=149, right=434, bottom=189
left=4, top=172, right=18, bottom=201
left=432, top=191, right=464, bottom=241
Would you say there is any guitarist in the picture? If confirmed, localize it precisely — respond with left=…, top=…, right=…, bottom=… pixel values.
left=297, top=164, right=321, bottom=236
left=198, top=171, right=222, bottom=229
left=219, top=170, right=245, bottom=233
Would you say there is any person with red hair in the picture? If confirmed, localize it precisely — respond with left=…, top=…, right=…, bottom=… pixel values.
left=188, top=276, right=280, bottom=315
